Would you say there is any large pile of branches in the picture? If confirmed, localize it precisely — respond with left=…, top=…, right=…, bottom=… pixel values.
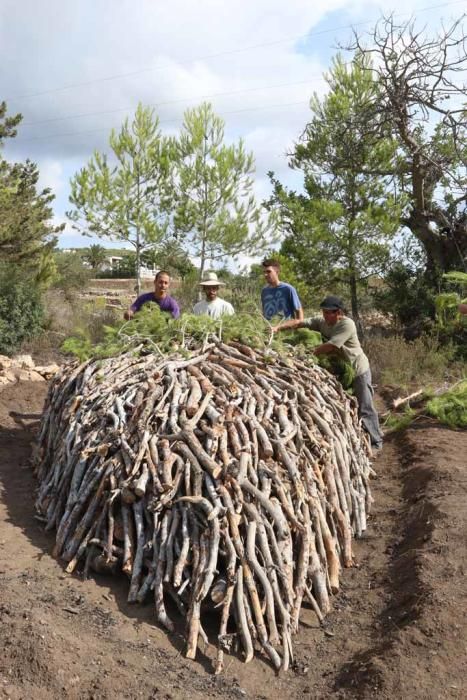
left=34, top=312, right=373, bottom=673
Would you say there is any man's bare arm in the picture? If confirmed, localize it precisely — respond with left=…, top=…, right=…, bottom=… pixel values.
left=271, top=318, right=305, bottom=333
left=313, top=342, right=338, bottom=356
left=294, top=306, right=304, bottom=322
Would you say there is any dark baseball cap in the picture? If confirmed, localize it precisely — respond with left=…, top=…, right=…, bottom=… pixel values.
left=319, top=295, right=345, bottom=310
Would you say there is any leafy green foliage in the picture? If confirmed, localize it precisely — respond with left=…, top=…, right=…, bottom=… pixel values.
left=52, top=251, right=92, bottom=295
left=374, top=262, right=436, bottom=330
left=61, top=333, right=94, bottom=363
left=318, top=356, right=356, bottom=391
left=0, top=158, right=63, bottom=269
left=1, top=104, right=62, bottom=269
left=68, top=104, right=174, bottom=293
left=433, top=271, right=467, bottom=359
left=381, top=381, right=467, bottom=432
left=61, top=306, right=359, bottom=395
left=443, top=271, right=467, bottom=287
left=82, top=244, right=108, bottom=273
left=281, top=327, right=322, bottom=348
left=93, top=251, right=138, bottom=279
left=383, top=407, right=416, bottom=432
left=173, top=102, right=277, bottom=277
left=0, top=101, right=21, bottom=143
left=267, top=55, right=402, bottom=323
left=141, top=239, right=195, bottom=280
left=0, top=264, right=44, bottom=355
left=435, top=293, right=461, bottom=328
left=62, top=306, right=278, bottom=361
left=426, top=381, right=467, bottom=429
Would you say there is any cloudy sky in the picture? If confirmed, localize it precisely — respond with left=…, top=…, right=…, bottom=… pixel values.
left=1, top=0, right=465, bottom=253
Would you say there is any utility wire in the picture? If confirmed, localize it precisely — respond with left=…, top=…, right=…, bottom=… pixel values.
left=5, top=0, right=465, bottom=102
left=15, top=100, right=311, bottom=143
left=20, top=77, right=326, bottom=128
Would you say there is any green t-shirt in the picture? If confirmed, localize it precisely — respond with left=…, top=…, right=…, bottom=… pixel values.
left=303, top=316, right=369, bottom=377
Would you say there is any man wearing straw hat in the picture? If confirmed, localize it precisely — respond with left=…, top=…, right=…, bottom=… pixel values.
left=193, top=271, right=235, bottom=319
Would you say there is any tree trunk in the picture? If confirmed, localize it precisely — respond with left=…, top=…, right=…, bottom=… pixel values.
left=405, top=210, right=467, bottom=285
left=348, top=272, right=364, bottom=338
left=135, top=229, right=141, bottom=297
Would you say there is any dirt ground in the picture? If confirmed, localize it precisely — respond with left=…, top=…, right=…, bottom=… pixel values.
left=0, top=380, right=466, bottom=700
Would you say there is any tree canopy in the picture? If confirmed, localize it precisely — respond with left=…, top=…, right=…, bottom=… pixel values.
left=173, top=102, right=277, bottom=278
left=267, top=55, right=402, bottom=325
left=0, top=104, right=63, bottom=274
left=350, top=16, right=467, bottom=282
left=68, top=104, right=174, bottom=294
left=82, top=244, right=108, bottom=273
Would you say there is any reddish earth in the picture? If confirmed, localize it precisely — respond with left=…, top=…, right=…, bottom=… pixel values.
left=0, top=380, right=466, bottom=699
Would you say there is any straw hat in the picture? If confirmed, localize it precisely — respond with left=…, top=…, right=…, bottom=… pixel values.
left=199, top=271, right=226, bottom=286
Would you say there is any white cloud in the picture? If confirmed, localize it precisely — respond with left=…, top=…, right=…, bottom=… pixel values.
left=0, top=0, right=457, bottom=252
left=38, top=159, right=63, bottom=195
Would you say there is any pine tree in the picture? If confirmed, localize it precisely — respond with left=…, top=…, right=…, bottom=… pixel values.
left=267, top=56, right=402, bottom=330
left=68, top=104, right=174, bottom=294
left=173, top=102, right=277, bottom=279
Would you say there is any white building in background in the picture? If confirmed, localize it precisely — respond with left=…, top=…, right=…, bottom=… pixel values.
left=103, top=255, right=123, bottom=271
left=102, top=257, right=156, bottom=277
left=140, top=266, right=157, bottom=278
left=60, top=250, right=157, bottom=278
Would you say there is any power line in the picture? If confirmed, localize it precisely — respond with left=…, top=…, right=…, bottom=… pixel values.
left=20, top=77, right=326, bottom=128
left=15, top=100, right=311, bottom=144
left=5, top=0, right=465, bottom=102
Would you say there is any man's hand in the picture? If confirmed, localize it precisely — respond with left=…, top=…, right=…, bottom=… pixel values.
left=124, top=309, right=134, bottom=321
left=271, top=318, right=303, bottom=334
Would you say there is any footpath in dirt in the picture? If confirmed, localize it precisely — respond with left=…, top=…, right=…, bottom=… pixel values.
left=0, top=380, right=466, bottom=700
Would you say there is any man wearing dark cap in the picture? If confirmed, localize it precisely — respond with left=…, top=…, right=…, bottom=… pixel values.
left=272, top=295, right=382, bottom=451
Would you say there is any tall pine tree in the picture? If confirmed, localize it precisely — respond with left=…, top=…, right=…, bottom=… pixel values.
left=68, top=104, right=174, bottom=294
left=268, top=56, right=403, bottom=329
left=173, top=102, right=276, bottom=278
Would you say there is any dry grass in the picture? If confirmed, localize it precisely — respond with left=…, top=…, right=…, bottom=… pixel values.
left=22, top=290, right=121, bottom=359
left=364, top=332, right=459, bottom=389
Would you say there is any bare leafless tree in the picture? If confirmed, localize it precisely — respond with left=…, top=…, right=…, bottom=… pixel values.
left=348, top=15, right=467, bottom=280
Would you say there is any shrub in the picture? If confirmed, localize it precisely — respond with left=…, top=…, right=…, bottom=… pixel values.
left=52, top=251, right=91, bottom=297
left=372, top=263, right=435, bottom=333
left=426, top=380, right=467, bottom=429
left=0, top=265, right=44, bottom=355
left=364, top=332, right=457, bottom=389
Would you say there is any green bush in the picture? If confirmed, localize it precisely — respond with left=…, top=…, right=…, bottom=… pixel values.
left=373, top=263, right=435, bottom=331
left=52, top=251, right=91, bottom=296
left=426, top=381, right=467, bottom=429
left=0, top=266, right=44, bottom=355
left=434, top=273, right=467, bottom=361
left=364, top=332, right=457, bottom=389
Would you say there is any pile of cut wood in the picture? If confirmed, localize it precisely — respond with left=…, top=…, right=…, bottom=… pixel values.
left=33, top=341, right=373, bottom=672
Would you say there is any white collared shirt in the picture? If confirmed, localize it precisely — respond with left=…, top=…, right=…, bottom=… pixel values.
left=193, top=297, right=235, bottom=319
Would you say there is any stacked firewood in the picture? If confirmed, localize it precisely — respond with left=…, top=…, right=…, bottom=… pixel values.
left=33, top=341, right=373, bottom=672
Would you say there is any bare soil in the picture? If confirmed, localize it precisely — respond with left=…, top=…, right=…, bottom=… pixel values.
left=0, top=380, right=466, bottom=700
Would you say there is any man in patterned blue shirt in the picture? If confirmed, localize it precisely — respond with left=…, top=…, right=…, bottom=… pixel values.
left=261, top=259, right=304, bottom=323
